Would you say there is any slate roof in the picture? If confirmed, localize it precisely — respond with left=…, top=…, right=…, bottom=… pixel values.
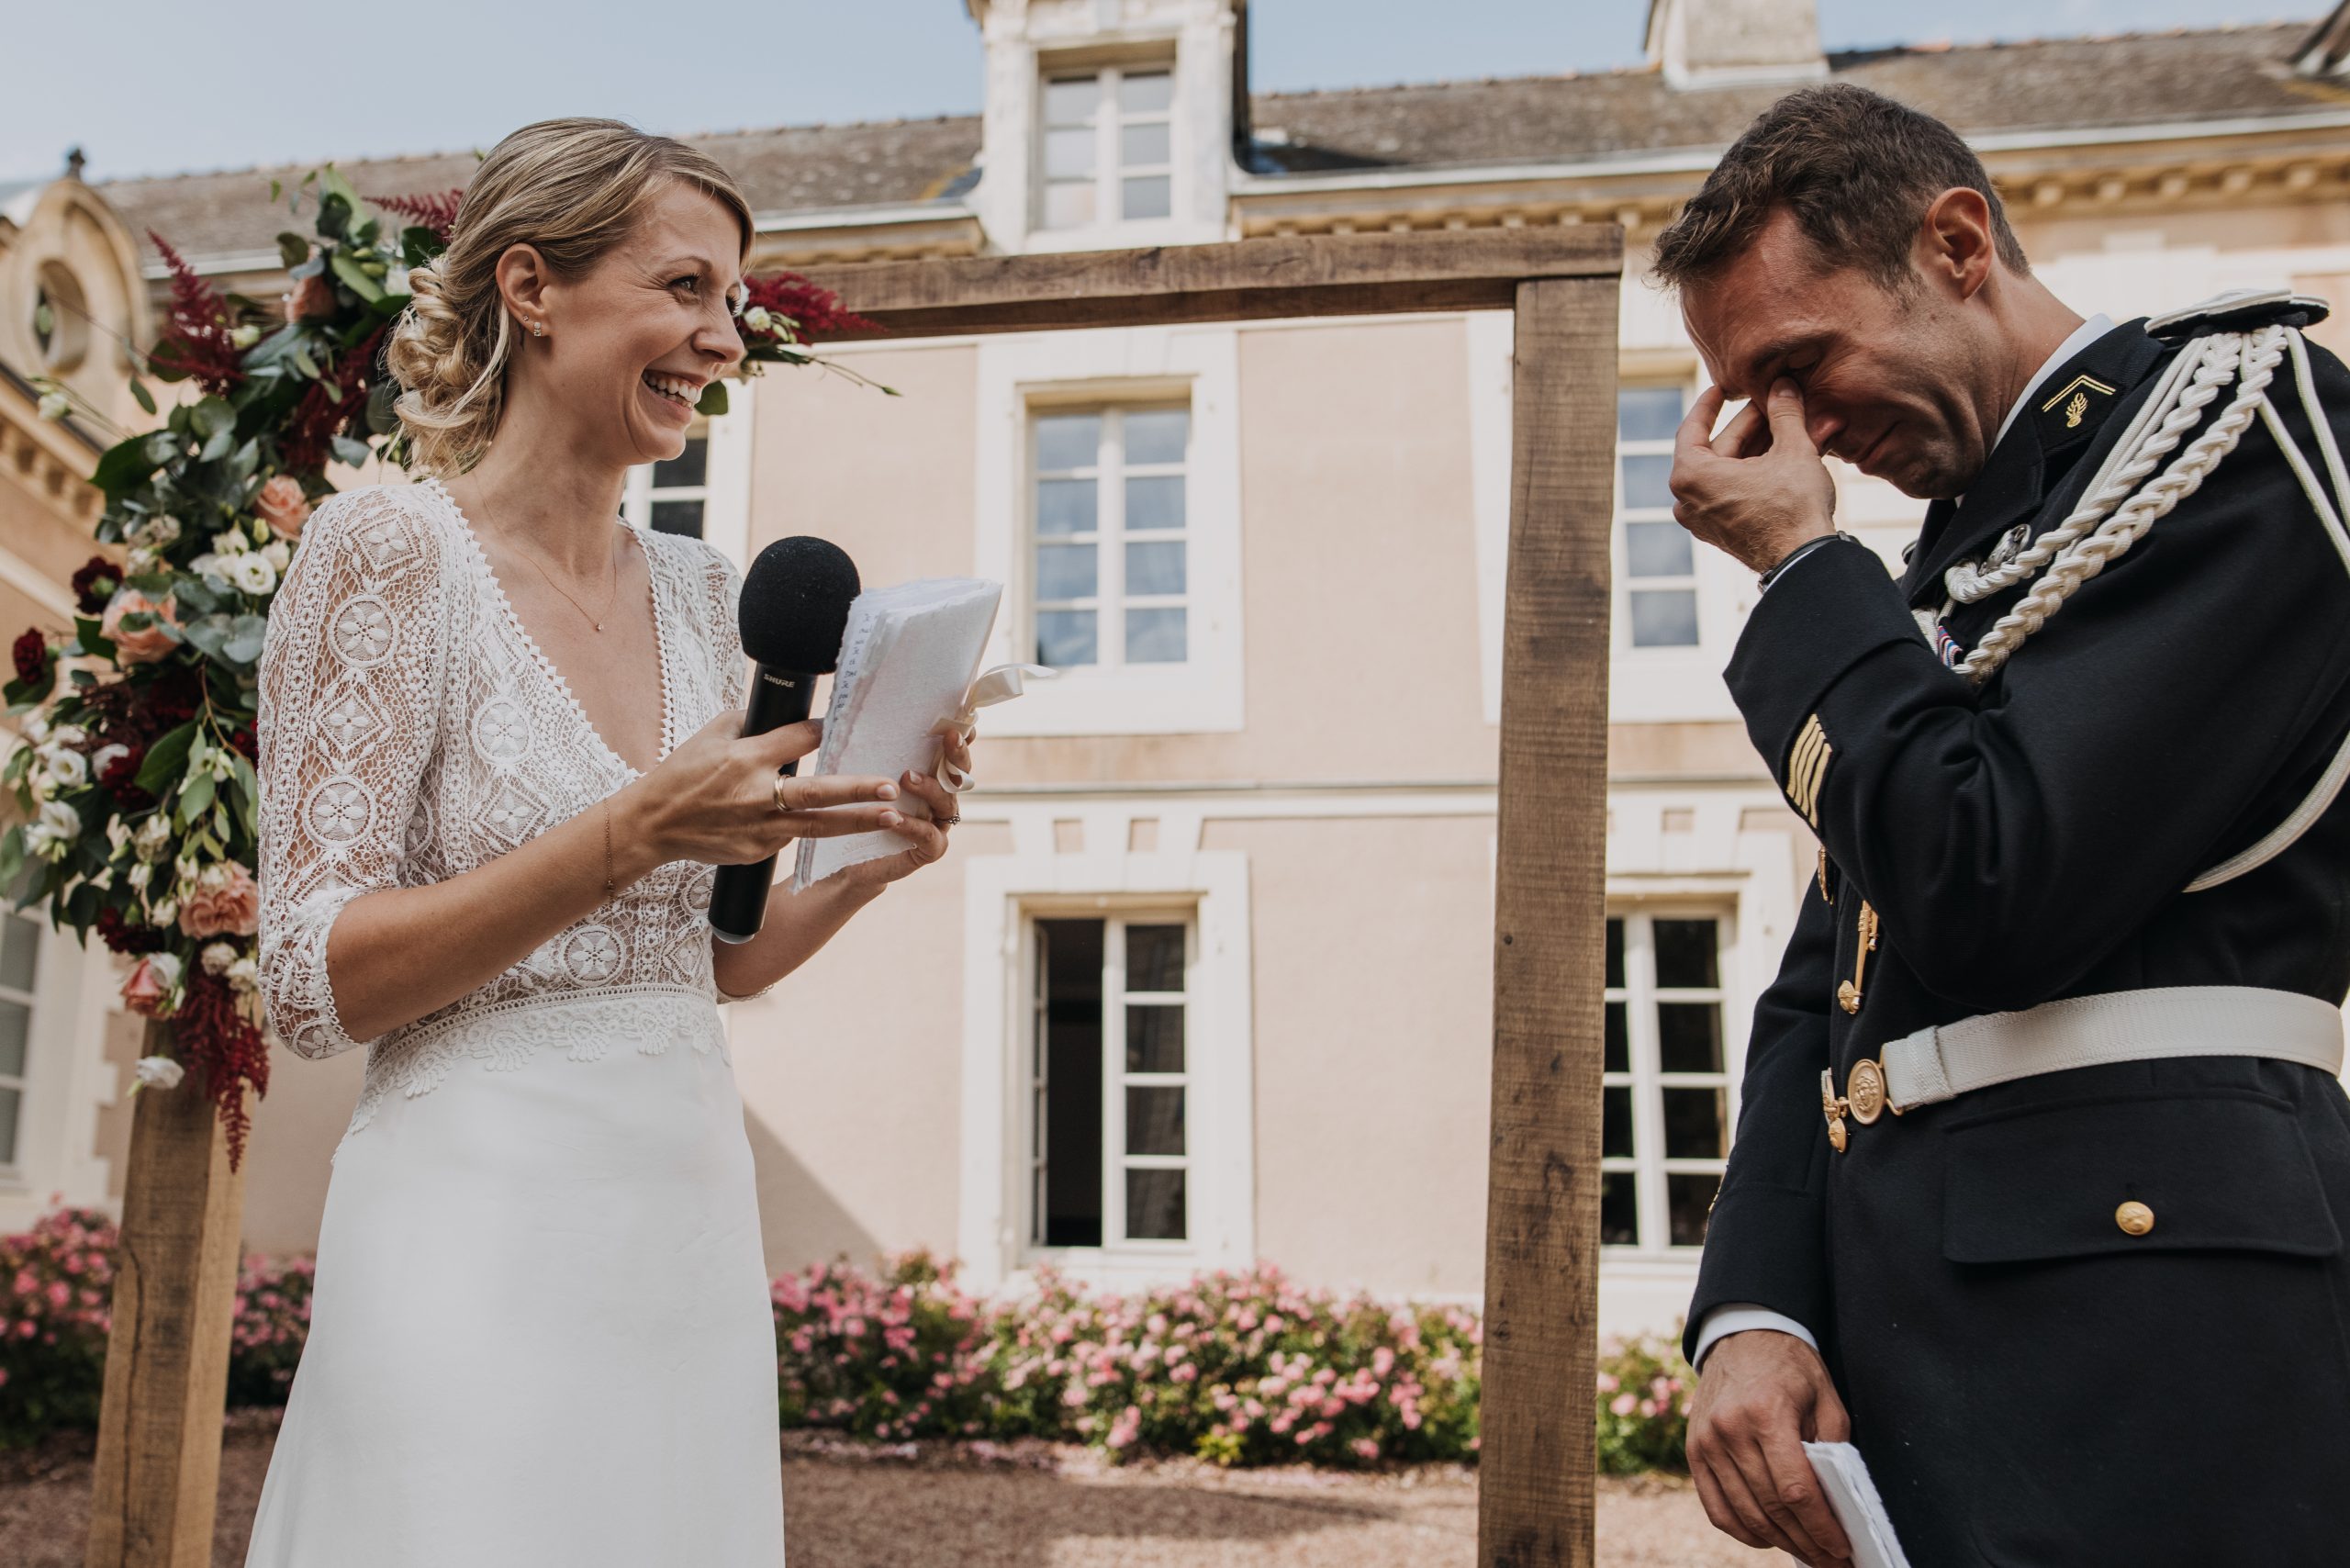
left=98, top=21, right=2339, bottom=265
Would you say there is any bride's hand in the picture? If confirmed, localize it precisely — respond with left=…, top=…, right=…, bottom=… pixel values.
left=826, top=728, right=976, bottom=892
left=621, top=711, right=902, bottom=867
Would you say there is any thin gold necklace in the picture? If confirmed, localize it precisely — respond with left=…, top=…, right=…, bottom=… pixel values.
left=514, top=525, right=632, bottom=633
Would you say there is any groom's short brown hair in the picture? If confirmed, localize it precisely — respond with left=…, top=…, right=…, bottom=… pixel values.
left=1651, top=84, right=2029, bottom=293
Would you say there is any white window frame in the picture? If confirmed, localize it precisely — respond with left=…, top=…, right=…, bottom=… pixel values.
left=0, top=909, right=38, bottom=1180
left=1030, top=403, right=1192, bottom=672
left=1617, top=382, right=1703, bottom=654
left=1602, top=906, right=1736, bottom=1258
left=974, top=325, right=1245, bottom=735
left=1026, top=913, right=1195, bottom=1255
left=961, top=842, right=1253, bottom=1294
left=1035, top=62, right=1180, bottom=241
left=0, top=874, right=120, bottom=1232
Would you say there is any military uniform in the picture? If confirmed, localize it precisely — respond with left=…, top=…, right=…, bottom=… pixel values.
left=1686, top=300, right=2350, bottom=1566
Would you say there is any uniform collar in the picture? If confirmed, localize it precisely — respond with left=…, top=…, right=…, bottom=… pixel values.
left=1900, top=319, right=2166, bottom=604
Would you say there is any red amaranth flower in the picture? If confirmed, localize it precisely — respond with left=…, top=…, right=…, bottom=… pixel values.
left=148, top=231, right=246, bottom=396
left=69, top=556, right=120, bottom=615
left=10, top=629, right=50, bottom=689
left=172, top=969, right=269, bottom=1171
left=744, top=272, right=878, bottom=339
left=277, top=323, right=386, bottom=475
left=368, top=187, right=464, bottom=243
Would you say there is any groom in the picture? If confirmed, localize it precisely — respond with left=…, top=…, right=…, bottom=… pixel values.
left=1653, top=84, right=2350, bottom=1566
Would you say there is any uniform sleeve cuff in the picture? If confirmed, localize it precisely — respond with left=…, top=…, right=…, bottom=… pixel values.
left=1725, top=537, right=1926, bottom=800
left=1691, top=1305, right=1819, bottom=1372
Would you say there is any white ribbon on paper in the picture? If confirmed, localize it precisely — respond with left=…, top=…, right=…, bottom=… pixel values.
left=929, top=663, right=1052, bottom=792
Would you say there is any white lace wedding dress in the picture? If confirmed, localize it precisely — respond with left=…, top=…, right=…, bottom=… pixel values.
left=246, top=478, right=786, bottom=1565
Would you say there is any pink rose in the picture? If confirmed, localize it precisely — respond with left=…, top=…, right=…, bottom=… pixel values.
left=100, top=588, right=179, bottom=666
left=179, top=860, right=260, bottom=939
left=120, top=956, right=172, bottom=1017
left=283, top=274, right=335, bottom=322
left=256, top=476, right=313, bottom=541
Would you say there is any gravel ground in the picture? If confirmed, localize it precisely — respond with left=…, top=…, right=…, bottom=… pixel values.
left=0, top=1417, right=1778, bottom=1566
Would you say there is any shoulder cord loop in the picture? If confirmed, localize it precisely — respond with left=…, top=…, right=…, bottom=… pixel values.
left=1922, top=324, right=2350, bottom=891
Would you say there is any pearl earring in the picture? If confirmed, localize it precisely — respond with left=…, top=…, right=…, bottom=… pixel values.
left=531, top=320, right=546, bottom=338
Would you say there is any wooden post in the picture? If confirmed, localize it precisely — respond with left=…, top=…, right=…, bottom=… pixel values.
left=84, top=1019, right=248, bottom=1568
left=1479, top=274, right=1619, bottom=1568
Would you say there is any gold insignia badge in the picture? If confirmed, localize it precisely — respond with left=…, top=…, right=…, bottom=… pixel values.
left=2040, top=373, right=2117, bottom=428
left=1787, top=714, right=1831, bottom=828
left=1846, top=1058, right=1886, bottom=1124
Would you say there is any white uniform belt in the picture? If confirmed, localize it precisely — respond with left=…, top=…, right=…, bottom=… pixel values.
left=1882, top=986, right=2346, bottom=1114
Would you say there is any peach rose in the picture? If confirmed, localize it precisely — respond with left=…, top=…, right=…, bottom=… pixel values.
left=255, top=476, right=313, bottom=542
left=178, top=860, right=260, bottom=939
left=283, top=274, right=336, bottom=322
left=120, top=953, right=182, bottom=1017
left=99, top=588, right=179, bottom=666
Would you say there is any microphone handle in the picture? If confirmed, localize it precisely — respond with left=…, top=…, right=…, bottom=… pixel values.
left=710, top=665, right=820, bottom=945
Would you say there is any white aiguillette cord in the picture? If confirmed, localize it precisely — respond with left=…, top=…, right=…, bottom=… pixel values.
left=929, top=664, right=1055, bottom=792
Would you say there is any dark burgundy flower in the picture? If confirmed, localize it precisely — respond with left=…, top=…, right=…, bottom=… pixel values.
left=744, top=272, right=879, bottom=340
left=93, top=906, right=165, bottom=958
left=10, top=628, right=50, bottom=688
left=70, top=556, right=120, bottom=615
left=368, top=187, right=464, bottom=243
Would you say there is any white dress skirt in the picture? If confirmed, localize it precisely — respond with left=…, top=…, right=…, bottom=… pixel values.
left=245, top=483, right=789, bottom=1563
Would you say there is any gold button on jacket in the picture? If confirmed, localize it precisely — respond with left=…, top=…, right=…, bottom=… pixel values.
left=2115, top=1201, right=2155, bottom=1237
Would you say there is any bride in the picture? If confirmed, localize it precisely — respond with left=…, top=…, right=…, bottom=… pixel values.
left=246, top=118, right=965, bottom=1565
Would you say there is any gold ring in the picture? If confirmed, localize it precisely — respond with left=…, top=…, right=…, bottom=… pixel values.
left=940, top=814, right=960, bottom=829
left=771, top=774, right=792, bottom=813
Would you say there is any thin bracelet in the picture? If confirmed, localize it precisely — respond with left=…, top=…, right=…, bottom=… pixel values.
left=601, top=798, right=616, bottom=903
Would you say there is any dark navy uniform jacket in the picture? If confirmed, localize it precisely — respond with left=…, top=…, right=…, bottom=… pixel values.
left=1685, top=311, right=2350, bottom=1567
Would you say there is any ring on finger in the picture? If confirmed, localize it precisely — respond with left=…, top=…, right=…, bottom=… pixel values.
left=940, top=813, right=960, bottom=829
left=771, top=773, right=793, bottom=813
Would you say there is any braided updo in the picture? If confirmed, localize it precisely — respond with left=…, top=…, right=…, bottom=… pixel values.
left=385, top=118, right=752, bottom=476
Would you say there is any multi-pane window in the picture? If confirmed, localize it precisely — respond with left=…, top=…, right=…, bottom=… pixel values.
left=1041, top=67, right=1175, bottom=230
left=1601, top=913, right=1731, bottom=1251
left=626, top=431, right=709, bottom=539
left=1618, top=386, right=1698, bottom=648
left=1032, top=406, right=1190, bottom=669
left=0, top=911, right=38, bottom=1170
left=1030, top=915, right=1192, bottom=1249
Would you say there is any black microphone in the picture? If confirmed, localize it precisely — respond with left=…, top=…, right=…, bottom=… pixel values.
left=710, top=536, right=861, bottom=945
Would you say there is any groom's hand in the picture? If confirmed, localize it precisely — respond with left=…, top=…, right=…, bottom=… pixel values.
left=1670, top=378, right=1838, bottom=575
left=1687, top=1328, right=1855, bottom=1565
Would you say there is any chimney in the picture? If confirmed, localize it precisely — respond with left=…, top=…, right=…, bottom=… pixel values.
left=1645, top=0, right=1827, bottom=90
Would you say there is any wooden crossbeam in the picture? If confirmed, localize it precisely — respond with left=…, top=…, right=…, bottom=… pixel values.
left=796, top=229, right=1622, bottom=339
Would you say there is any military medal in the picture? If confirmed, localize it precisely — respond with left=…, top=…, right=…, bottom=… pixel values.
left=1837, top=901, right=1878, bottom=1014
left=1846, top=1058, right=1886, bottom=1124
left=1819, top=1070, right=1848, bottom=1153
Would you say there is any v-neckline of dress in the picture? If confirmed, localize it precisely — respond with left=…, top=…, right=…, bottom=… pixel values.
left=424, top=476, right=677, bottom=781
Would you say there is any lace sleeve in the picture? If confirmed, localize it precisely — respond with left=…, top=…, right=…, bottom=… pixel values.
left=256, top=487, right=451, bottom=1058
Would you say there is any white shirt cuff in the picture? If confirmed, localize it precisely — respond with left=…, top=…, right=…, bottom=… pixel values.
left=1691, top=1303, right=1818, bottom=1371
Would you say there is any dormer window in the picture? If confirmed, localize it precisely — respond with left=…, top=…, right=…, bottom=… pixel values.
left=1040, top=65, right=1175, bottom=230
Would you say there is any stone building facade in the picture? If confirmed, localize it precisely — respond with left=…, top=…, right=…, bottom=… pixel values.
left=4, top=0, right=2346, bottom=1337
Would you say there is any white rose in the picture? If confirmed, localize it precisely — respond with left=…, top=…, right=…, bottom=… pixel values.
left=148, top=952, right=183, bottom=990
left=149, top=898, right=177, bottom=927
left=25, top=799, right=79, bottom=859
left=38, top=391, right=69, bottom=421
left=187, top=552, right=220, bottom=579
left=133, top=814, right=172, bottom=860
left=37, top=745, right=87, bottom=790
left=744, top=307, right=775, bottom=333
left=210, top=528, right=249, bottom=557
left=134, top=1055, right=185, bottom=1090
left=21, top=710, right=50, bottom=744
left=229, top=324, right=262, bottom=350
left=49, top=724, right=86, bottom=748
left=261, top=540, right=291, bottom=573
left=128, top=861, right=152, bottom=891
left=225, top=957, right=260, bottom=993
left=228, top=553, right=276, bottom=596
left=200, top=940, right=237, bottom=975
left=124, top=546, right=158, bottom=576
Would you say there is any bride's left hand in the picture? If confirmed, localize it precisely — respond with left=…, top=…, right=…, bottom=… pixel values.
left=834, top=729, right=975, bottom=890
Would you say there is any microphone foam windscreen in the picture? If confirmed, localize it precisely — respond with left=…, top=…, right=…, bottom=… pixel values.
left=738, top=536, right=861, bottom=673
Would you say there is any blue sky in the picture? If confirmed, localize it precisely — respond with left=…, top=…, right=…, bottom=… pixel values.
left=0, top=0, right=2316, bottom=185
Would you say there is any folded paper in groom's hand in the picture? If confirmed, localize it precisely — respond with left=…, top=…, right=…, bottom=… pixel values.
left=1799, top=1441, right=1911, bottom=1568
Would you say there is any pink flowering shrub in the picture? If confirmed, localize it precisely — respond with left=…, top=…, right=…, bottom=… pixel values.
left=226, top=1254, right=316, bottom=1408
left=1594, top=1330, right=1695, bottom=1475
left=0, top=1207, right=116, bottom=1444
left=985, top=1263, right=1482, bottom=1468
left=770, top=1250, right=996, bottom=1441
